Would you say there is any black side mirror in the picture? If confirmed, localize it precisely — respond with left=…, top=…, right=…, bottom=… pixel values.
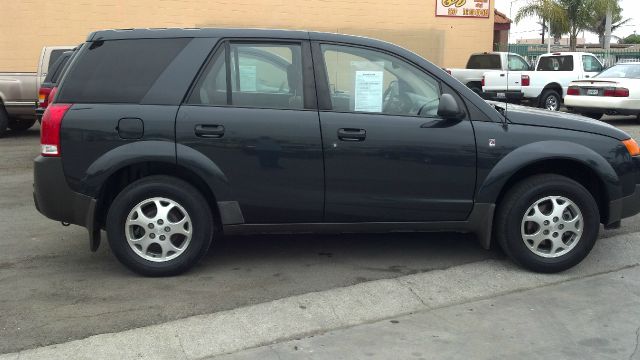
left=437, top=93, right=465, bottom=120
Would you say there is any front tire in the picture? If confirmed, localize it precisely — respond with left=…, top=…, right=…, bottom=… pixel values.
left=495, top=174, right=600, bottom=273
left=540, top=90, right=561, bottom=111
left=106, top=176, right=214, bottom=276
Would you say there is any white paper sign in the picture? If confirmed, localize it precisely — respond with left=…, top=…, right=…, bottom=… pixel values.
left=354, top=71, right=383, bottom=112
left=239, top=65, right=257, bottom=91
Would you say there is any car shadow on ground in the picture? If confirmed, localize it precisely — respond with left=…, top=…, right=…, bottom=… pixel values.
left=3, top=127, right=40, bottom=139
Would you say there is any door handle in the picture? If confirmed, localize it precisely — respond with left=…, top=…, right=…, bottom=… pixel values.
left=337, top=128, right=366, bottom=141
left=195, top=124, right=225, bottom=138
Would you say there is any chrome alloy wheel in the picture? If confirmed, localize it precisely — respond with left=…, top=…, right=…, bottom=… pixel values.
left=520, top=196, right=583, bottom=258
left=545, top=95, right=559, bottom=111
left=125, top=197, right=192, bottom=262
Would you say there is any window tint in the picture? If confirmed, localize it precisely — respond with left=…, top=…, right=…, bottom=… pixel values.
left=57, top=39, right=189, bottom=104
left=536, top=56, right=574, bottom=71
left=43, top=54, right=70, bottom=83
left=466, top=54, right=501, bottom=69
left=583, top=55, right=603, bottom=72
left=230, top=43, right=304, bottom=109
left=189, top=43, right=305, bottom=110
left=187, top=48, right=227, bottom=106
left=508, top=55, right=529, bottom=71
left=47, top=50, right=66, bottom=72
left=321, top=44, right=441, bottom=117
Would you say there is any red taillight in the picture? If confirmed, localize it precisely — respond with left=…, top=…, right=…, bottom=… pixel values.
left=521, top=75, right=530, bottom=86
left=604, top=87, right=629, bottom=97
left=40, top=103, right=71, bottom=157
left=567, top=86, right=580, bottom=96
left=37, top=87, right=52, bottom=109
left=481, top=75, right=485, bottom=87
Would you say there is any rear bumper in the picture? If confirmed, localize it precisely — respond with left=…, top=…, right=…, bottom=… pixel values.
left=483, top=91, right=524, bottom=102
left=33, top=156, right=97, bottom=231
left=565, top=96, right=640, bottom=114
left=608, top=184, right=640, bottom=224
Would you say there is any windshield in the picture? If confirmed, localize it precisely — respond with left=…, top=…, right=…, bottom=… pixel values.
left=596, top=64, right=640, bottom=79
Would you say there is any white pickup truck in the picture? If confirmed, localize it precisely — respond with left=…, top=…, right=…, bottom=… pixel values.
left=446, top=52, right=531, bottom=95
left=482, top=52, right=604, bottom=111
left=0, top=46, right=74, bottom=136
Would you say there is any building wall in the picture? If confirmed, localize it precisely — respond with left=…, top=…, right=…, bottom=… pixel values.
left=0, top=0, right=494, bottom=72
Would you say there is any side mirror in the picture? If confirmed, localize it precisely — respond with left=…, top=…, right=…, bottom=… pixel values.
left=437, top=93, right=465, bottom=120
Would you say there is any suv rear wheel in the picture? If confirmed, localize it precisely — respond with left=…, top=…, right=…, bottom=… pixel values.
left=106, top=176, right=214, bottom=276
left=495, top=174, right=599, bottom=273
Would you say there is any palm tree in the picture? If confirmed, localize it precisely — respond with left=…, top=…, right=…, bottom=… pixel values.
left=587, top=0, right=625, bottom=49
left=516, top=0, right=621, bottom=51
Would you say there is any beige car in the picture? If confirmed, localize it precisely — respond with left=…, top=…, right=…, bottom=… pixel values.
left=0, top=45, right=73, bottom=136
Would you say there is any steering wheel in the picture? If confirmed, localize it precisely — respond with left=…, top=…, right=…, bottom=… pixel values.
left=383, top=80, right=413, bottom=114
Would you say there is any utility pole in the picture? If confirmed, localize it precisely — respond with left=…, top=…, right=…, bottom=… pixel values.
left=604, top=4, right=612, bottom=50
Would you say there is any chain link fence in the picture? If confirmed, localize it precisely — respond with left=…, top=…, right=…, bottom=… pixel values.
left=494, top=43, right=640, bottom=68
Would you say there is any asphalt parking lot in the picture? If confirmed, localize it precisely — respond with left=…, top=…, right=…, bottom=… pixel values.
left=1, top=115, right=640, bottom=354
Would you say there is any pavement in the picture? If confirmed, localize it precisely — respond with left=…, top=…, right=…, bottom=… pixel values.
left=1, top=115, right=640, bottom=359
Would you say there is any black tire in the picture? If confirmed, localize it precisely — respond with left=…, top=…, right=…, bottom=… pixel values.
left=495, top=174, right=600, bottom=273
left=8, top=119, right=36, bottom=131
left=539, top=89, right=561, bottom=111
left=583, top=112, right=603, bottom=120
left=0, top=105, right=8, bottom=138
left=106, top=175, right=214, bottom=276
left=636, top=114, right=640, bottom=124
left=468, top=84, right=483, bottom=96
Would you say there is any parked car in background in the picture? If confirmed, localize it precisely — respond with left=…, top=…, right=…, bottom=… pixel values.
left=0, top=45, right=73, bottom=136
left=565, top=62, right=640, bottom=121
left=446, top=52, right=531, bottom=95
left=482, top=52, right=604, bottom=111
left=36, top=49, right=77, bottom=120
left=33, top=28, right=640, bottom=277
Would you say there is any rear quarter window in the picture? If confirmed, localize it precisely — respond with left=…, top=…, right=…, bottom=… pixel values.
left=56, top=38, right=190, bottom=104
left=466, top=55, right=501, bottom=70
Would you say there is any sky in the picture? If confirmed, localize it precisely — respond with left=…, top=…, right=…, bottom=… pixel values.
left=494, top=0, right=640, bottom=43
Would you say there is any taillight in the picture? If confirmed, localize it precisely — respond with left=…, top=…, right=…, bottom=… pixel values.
left=481, top=75, right=485, bottom=87
left=567, top=86, right=580, bottom=96
left=604, top=87, right=629, bottom=97
left=38, top=87, right=52, bottom=109
left=40, top=103, right=71, bottom=157
left=521, top=75, right=530, bottom=86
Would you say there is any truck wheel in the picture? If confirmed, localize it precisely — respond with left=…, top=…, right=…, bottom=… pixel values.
left=106, top=175, right=214, bottom=276
left=8, top=119, right=36, bottom=132
left=583, top=113, right=603, bottom=120
left=495, top=174, right=599, bottom=273
left=540, top=90, right=561, bottom=111
left=0, top=105, right=8, bottom=138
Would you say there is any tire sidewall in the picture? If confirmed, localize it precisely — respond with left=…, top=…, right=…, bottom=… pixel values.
left=0, top=106, right=8, bottom=137
left=502, top=179, right=599, bottom=272
left=106, top=178, right=213, bottom=276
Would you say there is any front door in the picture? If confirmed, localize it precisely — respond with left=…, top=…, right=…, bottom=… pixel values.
left=312, top=42, right=477, bottom=222
left=176, top=40, right=324, bottom=223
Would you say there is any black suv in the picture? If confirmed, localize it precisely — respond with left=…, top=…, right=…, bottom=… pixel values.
left=34, top=28, right=640, bottom=276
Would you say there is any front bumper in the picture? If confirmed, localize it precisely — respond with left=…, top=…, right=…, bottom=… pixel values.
left=33, top=156, right=98, bottom=240
left=609, top=184, right=640, bottom=224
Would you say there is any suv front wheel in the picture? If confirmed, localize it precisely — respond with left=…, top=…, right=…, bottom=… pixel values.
left=495, top=174, right=600, bottom=273
left=106, top=175, right=214, bottom=276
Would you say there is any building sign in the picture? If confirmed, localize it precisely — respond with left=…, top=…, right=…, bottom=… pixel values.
left=436, top=0, right=490, bottom=18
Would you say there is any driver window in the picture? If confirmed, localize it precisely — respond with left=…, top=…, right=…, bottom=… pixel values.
left=320, top=44, right=441, bottom=117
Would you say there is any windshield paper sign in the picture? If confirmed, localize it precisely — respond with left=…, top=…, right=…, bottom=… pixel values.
left=436, top=0, right=490, bottom=18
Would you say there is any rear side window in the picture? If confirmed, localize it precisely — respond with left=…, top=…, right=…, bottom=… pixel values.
left=466, top=55, right=501, bottom=70
left=47, top=50, right=66, bottom=72
left=536, top=56, right=574, bottom=71
left=57, top=38, right=189, bottom=104
left=43, top=55, right=69, bottom=83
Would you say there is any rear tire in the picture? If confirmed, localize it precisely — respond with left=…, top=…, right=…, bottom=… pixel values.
left=583, top=112, right=603, bottom=120
left=539, top=90, right=561, bottom=111
left=106, top=176, right=214, bottom=276
left=0, top=105, right=8, bottom=138
left=495, top=174, right=600, bottom=273
left=8, top=119, right=36, bottom=131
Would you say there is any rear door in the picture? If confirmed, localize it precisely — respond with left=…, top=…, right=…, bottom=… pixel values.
left=176, top=39, right=324, bottom=224
left=311, top=41, right=477, bottom=222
